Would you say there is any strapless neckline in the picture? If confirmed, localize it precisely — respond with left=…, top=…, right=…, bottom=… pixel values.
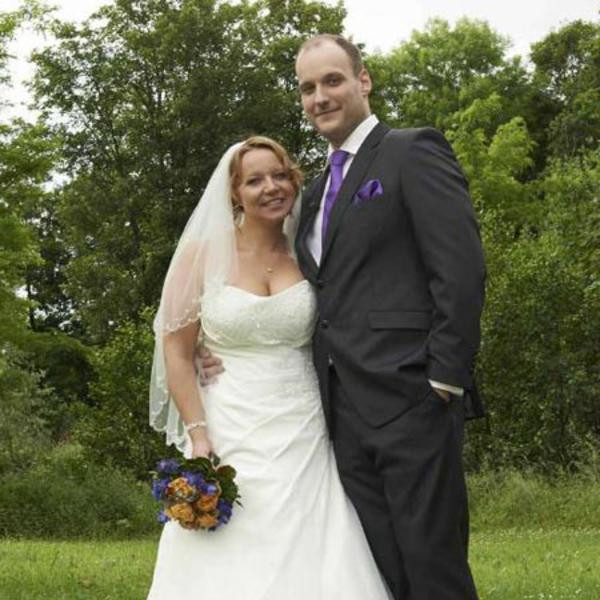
left=201, top=278, right=316, bottom=350
left=225, top=279, right=310, bottom=299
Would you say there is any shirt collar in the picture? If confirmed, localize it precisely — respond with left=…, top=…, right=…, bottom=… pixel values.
left=327, top=114, right=379, bottom=159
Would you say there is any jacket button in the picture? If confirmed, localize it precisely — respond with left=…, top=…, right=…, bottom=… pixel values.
left=316, top=278, right=324, bottom=288
left=320, top=320, right=329, bottom=329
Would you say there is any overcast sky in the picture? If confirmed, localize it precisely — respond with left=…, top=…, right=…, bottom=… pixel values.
left=2, top=0, right=600, bottom=119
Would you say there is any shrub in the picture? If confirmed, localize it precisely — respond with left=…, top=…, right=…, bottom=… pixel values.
left=0, top=443, right=158, bottom=539
left=0, top=349, right=52, bottom=475
left=73, top=313, right=171, bottom=480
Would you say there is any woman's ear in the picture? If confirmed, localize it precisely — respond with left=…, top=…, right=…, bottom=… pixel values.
left=230, top=187, right=240, bottom=208
left=231, top=194, right=244, bottom=224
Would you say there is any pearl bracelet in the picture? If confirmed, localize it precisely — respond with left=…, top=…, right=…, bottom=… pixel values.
left=184, top=420, right=207, bottom=434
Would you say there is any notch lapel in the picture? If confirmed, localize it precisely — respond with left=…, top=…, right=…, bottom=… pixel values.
left=296, top=172, right=328, bottom=278
left=320, top=122, right=389, bottom=267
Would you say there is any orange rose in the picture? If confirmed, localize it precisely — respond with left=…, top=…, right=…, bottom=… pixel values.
left=167, top=477, right=196, bottom=500
left=196, top=511, right=219, bottom=529
left=166, top=502, right=196, bottom=524
left=194, top=493, right=219, bottom=513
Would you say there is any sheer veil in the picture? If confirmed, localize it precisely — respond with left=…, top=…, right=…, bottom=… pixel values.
left=149, top=141, right=301, bottom=451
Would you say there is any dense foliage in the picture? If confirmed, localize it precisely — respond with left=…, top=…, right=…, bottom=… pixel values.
left=1, top=1, right=599, bottom=516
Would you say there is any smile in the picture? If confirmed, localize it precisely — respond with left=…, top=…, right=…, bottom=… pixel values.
left=261, top=198, right=286, bottom=207
left=315, top=108, right=339, bottom=118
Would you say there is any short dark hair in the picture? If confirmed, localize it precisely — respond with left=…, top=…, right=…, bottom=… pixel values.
left=298, top=34, right=363, bottom=76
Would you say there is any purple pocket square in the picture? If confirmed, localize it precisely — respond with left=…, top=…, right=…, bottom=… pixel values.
left=353, top=179, right=383, bottom=205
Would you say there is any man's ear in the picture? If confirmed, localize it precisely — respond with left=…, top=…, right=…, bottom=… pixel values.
left=358, top=68, right=372, bottom=97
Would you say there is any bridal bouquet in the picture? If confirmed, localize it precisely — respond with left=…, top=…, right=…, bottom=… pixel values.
left=151, top=454, right=240, bottom=531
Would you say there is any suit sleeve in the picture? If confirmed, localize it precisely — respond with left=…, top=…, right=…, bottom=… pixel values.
left=398, top=128, right=486, bottom=388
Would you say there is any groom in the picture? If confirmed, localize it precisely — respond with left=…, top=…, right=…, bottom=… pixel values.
left=293, top=34, right=485, bottom=599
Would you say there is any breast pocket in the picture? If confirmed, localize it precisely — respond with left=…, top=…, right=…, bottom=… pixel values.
left=344, top=195, right=388, bottom=235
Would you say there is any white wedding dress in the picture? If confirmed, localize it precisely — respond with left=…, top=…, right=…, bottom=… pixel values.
left=147, top=280, right=391, bottom=599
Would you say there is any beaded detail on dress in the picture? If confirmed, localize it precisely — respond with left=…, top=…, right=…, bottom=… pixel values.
left=201, top=280, right=316, bottom=350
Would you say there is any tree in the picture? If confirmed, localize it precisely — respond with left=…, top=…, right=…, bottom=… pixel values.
left=0, top=5, right=55, bottom=470
left=23, top=0, right=345, bottom=471
left=0, top=349, right=52, bottom=475
left=531, top=20, right=600, bottom=157
left=0, top=10, right=39, bottom=349
left=447, top=94, right=537, bottom=229
left=465, top=141, right=600, bottom=469
left=366, top=18, right=532, bottom=135
left=31, top=0, right=344, bottom=342
left=1, top=4, right=91, bottom=444
left=6, top=2, right=598, bottom=475
left=73, top=312, right=167, bottom=478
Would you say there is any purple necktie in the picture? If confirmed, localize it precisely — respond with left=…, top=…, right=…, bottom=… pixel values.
left=321, top=149, right=350, bottom=243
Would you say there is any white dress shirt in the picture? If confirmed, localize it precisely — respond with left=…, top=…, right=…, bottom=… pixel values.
left=307, top=114, right=380, bottom=263
left=307, top=114, right=463, bottom=398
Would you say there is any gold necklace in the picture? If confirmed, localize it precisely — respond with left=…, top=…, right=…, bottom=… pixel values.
left=265, top=252, right=279, bottom=274
left=236, top=226, right=286, bottom=274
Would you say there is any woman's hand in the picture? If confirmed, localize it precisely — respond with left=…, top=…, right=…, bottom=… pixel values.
left=189, top=427, right=213, bottom=458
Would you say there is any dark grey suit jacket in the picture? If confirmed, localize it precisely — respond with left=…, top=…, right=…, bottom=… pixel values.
left=295, top=122, right=486, bottom=426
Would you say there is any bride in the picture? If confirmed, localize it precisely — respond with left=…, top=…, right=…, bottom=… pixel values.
left=147, top=136, right=391, bottom=599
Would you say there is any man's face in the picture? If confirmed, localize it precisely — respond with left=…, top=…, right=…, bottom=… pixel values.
left=295, top=41, right=372, bottom=148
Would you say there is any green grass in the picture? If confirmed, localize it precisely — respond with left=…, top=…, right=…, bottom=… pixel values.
left=1, top=530, right=599, bottom=599
left=468, top=469, right=600, bottom=531
left=1, top=465, right=598, bottom=598
left=471, top=529, right=600, bottom=599
left=0, top=538, right=158, bottom=600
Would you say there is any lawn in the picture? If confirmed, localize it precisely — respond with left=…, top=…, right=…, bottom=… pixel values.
left=1, top=529, right=599, bottom=599
left=0, top=537, right=157, bottom=600
left=472, top=529, right=599, bottom=599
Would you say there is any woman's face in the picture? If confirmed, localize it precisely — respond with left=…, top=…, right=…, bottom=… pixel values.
left=234, top=148, right=296, bottom=225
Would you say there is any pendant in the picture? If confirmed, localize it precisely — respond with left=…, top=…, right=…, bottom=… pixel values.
left=266, top=267, right=274, bottom=273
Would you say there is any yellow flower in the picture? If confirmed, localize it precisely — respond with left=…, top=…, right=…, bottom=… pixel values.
left=166, top=502, right=196, bottom=525
left=194, top=493, right=219, bottom=513
left=196, top=511, right=219, bottom=529
left=167, top=477, right=196, bottom=500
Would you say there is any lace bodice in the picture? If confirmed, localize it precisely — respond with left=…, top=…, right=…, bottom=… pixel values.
left=201, top=280, right=317, bottom=350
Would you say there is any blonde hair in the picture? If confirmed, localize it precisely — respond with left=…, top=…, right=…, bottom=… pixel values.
left=229, top=136, right=303, bottom=217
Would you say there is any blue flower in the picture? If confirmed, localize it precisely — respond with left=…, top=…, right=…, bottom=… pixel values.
left=151, top=478, right=170, bottom=500
left=156, top=458, right=180, bottom=474
left=217, top=498, right=233, bottom=524
left=198, top=481, right=215, bottom=494
left=218, top=498, right=233, bottom=517
left=157, top=510, right=170, bottom=524
left=217, top=500, right=232, bottom=524
left=182, top=471, right=205, bottom=490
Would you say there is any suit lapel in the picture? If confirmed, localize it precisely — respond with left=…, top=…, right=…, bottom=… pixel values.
left=320, top=122, right=389, bottom=267
left=297, top=172, right=328, bottom=278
